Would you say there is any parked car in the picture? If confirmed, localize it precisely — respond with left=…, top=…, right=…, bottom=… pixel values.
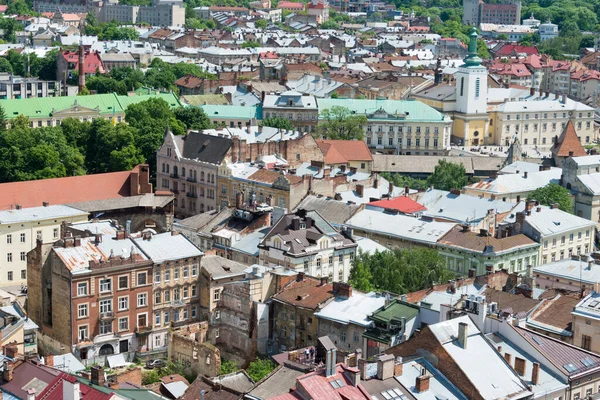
left=256, top=203, right=273, bottom=212
left=146, top=359, right=166, bottom=369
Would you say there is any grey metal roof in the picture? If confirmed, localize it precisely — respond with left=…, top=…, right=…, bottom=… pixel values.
left=69, top=193, right=173, bottom=213
left=0, top=205, right=87, bottom=224
left=211, top=371, right=254, bottom=393
left=181, top=131, right=232, bottom=164
left=293, top=195, right=361, bottom=226
left=133, top=232, right=203, bottom=263
left=201, top=254, right=247, bottom=278
left=372, top=155, right=504, bottom=175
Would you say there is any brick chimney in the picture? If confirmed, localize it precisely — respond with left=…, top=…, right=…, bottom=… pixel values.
left=4, top=343, right=18, bottom=359
left=91, top=365, right=105, bottom=386
left=356, top=184, right=364, bottom=197
left=376, top=354, right=394, bottom=380
left=46, top=354, right=54, bottom=367
left=415, top=370, right=430, bottom=393
left=514, top=357, right=526, bottom=376
left=3, top=362, right=13, bottom=382
left=532, top=362, right=540, bottom=385
left=504, top=352, right=512, bottom=365
left=333, top=282, right=352, bottom=298
left=394, top=357, right=403, bottom=376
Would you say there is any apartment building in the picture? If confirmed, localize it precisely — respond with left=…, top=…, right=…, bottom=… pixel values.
left=98, top=0, right=185, bottom=27
left=0, top=205, right=88, bottom=287
left=157, top=128, right=231, bottom=218
left=262, top=91, right=319, bottom=133
left=27, top=222, right=154, bottom=361
left=0, top=74, right=61, bottom=99
left=132, top=231, right=203, bottom=351
left=561, top=155, right=600, bottom=226
left=514, top=202, right=596, bottom=265
left=317, top=99, right=453, bottom=156
left=258, top=209, right=357, bottom=283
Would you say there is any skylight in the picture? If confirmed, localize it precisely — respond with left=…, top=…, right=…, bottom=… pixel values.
left=581, top=357, right=596, bottom=368
left=380, top=388, right=405, bottom=399
left=563, top=363, right=578, bottom=373
left=589, top=301, right=599, bottom=308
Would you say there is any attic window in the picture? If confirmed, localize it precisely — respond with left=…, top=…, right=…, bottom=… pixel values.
left=222, top=266, right=231, bottom=272
left=214, top=111, right=219, bottom=115
left=36, top=110, right=41, bottom=114
left=563, top=363, right=578, bottom=373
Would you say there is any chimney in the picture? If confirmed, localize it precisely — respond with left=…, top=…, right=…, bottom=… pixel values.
left=200, top=390, right=206, bottom=400
left=325, top=348, right=337, bottom=377
left=415, top=370, right=430, bottom=393
left=115, top=230, right=126, bottom=240
left=3, top=362, right=13, bottom=382
left=15, top=205, right=21, bottom=210
left=530, top=87, right=535, bottom=96
left=94, top=233, right=102, bottom=244
left=63, top=379, right=81, bottom=400
left=393, top=357, right=403, bottom=376
left=320, top=277, right=328, bottom=286
left=74, top=237, right=81, bottom=247
left=91, top=365, right=105, bottom=386
left=531, top=362, right=540, bottom=385
left=458, top=322, right=468, bottom=349
left=569, top=151, right=574, bottom=157
left=514, top=357, right=526, bottom=376
left=504, top=352, right=512, bottom=365
left=377, top=354, right=395, bottom=380
left=550, top=203, right=559, bottom=209
left=291, top=217, right=300, bottom=230
left=4, top=344, right=18, bottom=359
left=26, top=389, right=36, bottom=400
left=358, top=359, right=369, bottom=380
left=497, top=346, right=502, bottom=353
left=46, top=354, right=54, bottom=367
left=333, top=282, right=352, bottom=298
left=42, top=201, right=49, bottom=207
left=347, top=367, right=360, bottom=386
left=450, top=188, right=461, bottom=196
left=461, top=224, right=469, bottom=232
left=296, top=272, right=305, bottom=281
left=525, top=200, right=535, bottom=212
left=356, top=184, right=364, bottom=197
left=524, top=171, right=528, bottom=179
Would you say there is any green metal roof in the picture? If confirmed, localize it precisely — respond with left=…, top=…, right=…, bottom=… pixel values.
left=201, top=104, right=262, bottom=119
left=369, top=299, right=419, bottom=324
left=316, top=98, right=446, bottom=122
left=0, top=92, right=183, bottom=120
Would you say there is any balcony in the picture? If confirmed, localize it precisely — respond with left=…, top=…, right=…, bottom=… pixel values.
left=170, top=173, right=179, bottom=179
left=99, top=311, right=114, bottom=320
left=171, top=299, right=186, bottom=307
left=186, top=192, right=198, bottom=198
left=186, top=176, right=197, bottom=183
left=135, top=325, right=152, bottom=335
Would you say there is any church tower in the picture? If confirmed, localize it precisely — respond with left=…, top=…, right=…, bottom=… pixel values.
left=453, top=28, right=489, bottom=146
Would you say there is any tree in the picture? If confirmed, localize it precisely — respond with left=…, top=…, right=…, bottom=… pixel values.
left=6, top=0, right=32, bottom=16
left=316, top=106, right=368, bottom=140
left=0, top=58, right=12, bottom=74
left=527, top=183, right=572, bottom=212
left=174, top=107, right=211, bottom=131
left=348, top=248, right=454, bottom=294
left=0, top=105, right=7, bottom=132
left=220, top=359, right=239, bottom=375
left=380, top=172, right=428, bottom=190
left=497, top=33, right=509, bottom=41
left=241, top=41, right=261, bottom=48
left=255, top=19, right=268, bottom=29
left=427, top=159, right=468, bottom=191
left=246, top=359, right=276, bottom=382
left=260, top=116, right=295, bottom=131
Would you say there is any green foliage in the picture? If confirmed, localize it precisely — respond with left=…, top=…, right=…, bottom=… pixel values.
left=317, top=106, right=367, bottom=140
left=427, top=159, right=468, bottom=191
left=349, top=248, right=454, bottom=294
left=6, top=0, right=32, bottom=16
left=380, top=172, right=428, bottom=190
left=220, top=359, right=239, bottom=375
left=260, top=116, right=295, bottom=131
left=246, top=359, right=276, bottom=382
left=0, top=58, right=12, bottom=74
left=330, top=92, right=339, bottom=99
left=527, top=183, right=573, bottom=212
left=255, top=19, right=268, bottom=29
left=174, top=107, right=212, bottom=131
left=186, top=18, right=217, bottom=29
left=85, top=21, right=139, bottom=41
left=320, top=20, right=340, bottom=29
left=0, top=105, right=7, bottom=132
left=242, top=41, right=261, bottom=48
left=141, top=370, right=160, bottom=385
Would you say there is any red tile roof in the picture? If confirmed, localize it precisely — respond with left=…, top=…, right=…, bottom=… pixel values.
left=551, top=120, right=587, bottom=158
left=273, top=275, right=335, bottom=310
left=368, top=196, right=426, bottom=214
left=0, top=169, right=140, bottom=210
left=277, top=1, right=304, bottom=8
left=316, top=140, right=373, bottom=165
left=175, top=74, right=204, bottom=89
left=489, top=63, right=532, bottom=77
left=61, top=50, right=105, bottom=75
left=495, top=44, right=540, bottom=57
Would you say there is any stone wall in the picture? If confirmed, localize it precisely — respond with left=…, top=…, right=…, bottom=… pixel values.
left=169, top=322, right=220, bottom=377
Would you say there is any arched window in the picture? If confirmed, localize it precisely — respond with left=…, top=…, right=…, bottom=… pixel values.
left=162, top=163, right=166, bottom=173
left=182, top=167, right=185, bottom=177
left=201, top=171, right=205, bottom=181
left=173, top=166, right=178, bottom=176
left=99, top=344, right=114, bottom=356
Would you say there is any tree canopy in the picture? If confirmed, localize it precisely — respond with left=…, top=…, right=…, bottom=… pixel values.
left=527, top=183, right=573, bottom=212
left=261, top=116, right=295, bottom=131
left=427, top=160, right=468, bottom=191
left=348, top=248, right=454, bottom=294
left=316, top=106, right=367, bottom=140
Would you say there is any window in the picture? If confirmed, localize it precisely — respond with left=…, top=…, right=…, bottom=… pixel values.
left=20, top=233, right=25, bottom=243
left=78, top=325, right=88, bottom=341
left=214, top=289, right=221, bottom=302
left=317, top=258, right=321, bottom=268
left=570, top=233, right=574, bottom=242
left=21, top=270, right=25, bottom=279
left=164, top=290, right=171, bottom=302
left=6, top=253, right=11, bottom=262
left=552, top=238, right=556, bottom=248
left=174, top=267, right=179, bottom=280
left=174, top=288, right=180, bottom=301
left=99, top=320, right=112, bottom=335
left=99, top=278, right=112, bottom=293
left=99, top=299, right=112, bottom=313
left=118, top=296, right=128, bottom=311
left=578, top=231, right=582, bottom=240
left=77, top=282, right=88, bottom=296
left=192, top=264, right=198, bottom=276
left=192, top=306, right=197, bottom=318
left=583, top=334, right=592, bottom=351
left=155, top=270, right=160, bottom=283
left=137, top=293, right=147, bottom=307
left=192, top=284, right=197, bottom=297
left=53, top=228, right=58, bottom=239
left=183, top=308, right=188, bottom=320
left=155, top=313, right=161, bottom=326
left=561, top=236, right=565, bottom=244
left=7, top=271, right=12, bottom=281
left=119, top=276, right=128, bottom=289
left=37, top=231, right=42, bottom=241
left=78, top=303, right=88, bottom=318
left=341, top=331, right=346, bottom=342
left=155, top=291, right=161, bottom=304
left=183, top=266, right=189, bottom=278
left=20, top=252, right=25, bottom=261
left=164, top=311, right=170, bottom=324
left=303, top=260, right=309, bottom=271
left=138, top=314, right=147, bottom=328
left=164, top=270, right=170, bottom=282
left=118, top=317, right=128, bottom=331
left=6, top=234, right=11, bottom=244
left=183, top=286, right=189, bottom=298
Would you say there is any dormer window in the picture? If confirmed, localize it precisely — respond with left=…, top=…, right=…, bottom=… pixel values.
left=300, top=223, right=306, bottom=229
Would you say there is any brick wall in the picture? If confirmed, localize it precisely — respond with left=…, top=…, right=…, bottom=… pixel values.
left=112, top=366, right=143, bottom=386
